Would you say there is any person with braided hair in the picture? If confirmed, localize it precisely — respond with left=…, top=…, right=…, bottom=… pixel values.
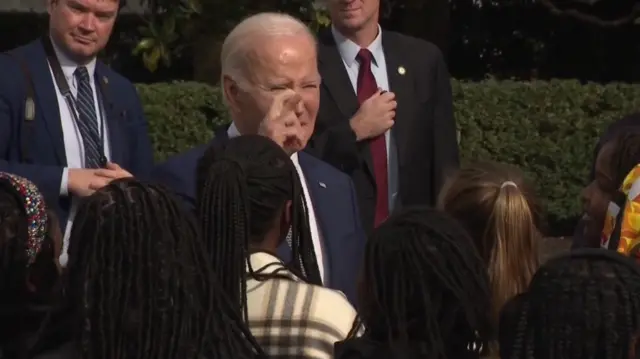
left=438, top=161, right=541, bottom=330
left=196, top=134, right=356, bottom=359
left=335, top=207, right=492, bottom=359
left=499, top=249, right=640, bottom=359
left=0, top=172, right=62, bottom=359
left=153, top=12, right=366, bottom=304
left=36, top=178, right=262, bottom=359
left=582, top=131, right=640, bottom=247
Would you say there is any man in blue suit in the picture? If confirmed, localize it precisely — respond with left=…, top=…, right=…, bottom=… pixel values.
left=0, top=0, right=154, bottom=265
left=153, top=13, right=366, bottom=304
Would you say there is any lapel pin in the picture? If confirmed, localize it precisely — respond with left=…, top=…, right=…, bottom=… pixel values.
left=319, top=182, right=326, bottom=188
left=398, top=66, right=406, bottom=75
left=102, top=76, right=108, bottom=84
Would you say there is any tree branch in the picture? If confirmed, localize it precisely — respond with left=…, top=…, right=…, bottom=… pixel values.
left=540, top=0, right=640, bottom=27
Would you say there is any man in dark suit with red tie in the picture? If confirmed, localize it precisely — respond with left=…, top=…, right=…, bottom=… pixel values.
left=307, top=0, right=459, bottom=232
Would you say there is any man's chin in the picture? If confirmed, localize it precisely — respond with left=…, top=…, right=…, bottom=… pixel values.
left=66, top=44, right=98, bottom=63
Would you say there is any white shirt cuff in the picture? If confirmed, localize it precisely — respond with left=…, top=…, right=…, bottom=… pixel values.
left=60, top=168, right=69, bottom=196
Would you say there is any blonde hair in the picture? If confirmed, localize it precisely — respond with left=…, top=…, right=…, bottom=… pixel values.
left=438, top=161, right=541, bottom=328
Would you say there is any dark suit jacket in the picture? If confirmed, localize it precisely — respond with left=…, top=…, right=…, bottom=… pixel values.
left=0, top=39, right=154, bottom=229
left=307, top=27, right=459, bottom=232
left=152, top=132, right=367, bottom=304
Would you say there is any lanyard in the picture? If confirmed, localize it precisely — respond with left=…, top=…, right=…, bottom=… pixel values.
left=41, top=37, right=107, bottom=167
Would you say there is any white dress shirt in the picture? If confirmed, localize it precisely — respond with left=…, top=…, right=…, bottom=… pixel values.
left=331, top=25, right=400, bottom=212
left=49, top=40, right=111, bottom=266
left=227, top=124, right=328, bottom=283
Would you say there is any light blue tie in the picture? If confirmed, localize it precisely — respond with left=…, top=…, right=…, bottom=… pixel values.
left=74, top=66, right=102, bottom=168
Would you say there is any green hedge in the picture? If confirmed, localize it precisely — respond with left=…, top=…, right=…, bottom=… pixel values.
left=135, top=80, right=640, bottom=234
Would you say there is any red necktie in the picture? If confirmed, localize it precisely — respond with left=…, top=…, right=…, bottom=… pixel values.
left=356, top=49, right=389, bottom=227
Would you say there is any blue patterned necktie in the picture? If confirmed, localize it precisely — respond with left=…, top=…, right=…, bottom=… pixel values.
left=74, top=66, right=103, bottom=168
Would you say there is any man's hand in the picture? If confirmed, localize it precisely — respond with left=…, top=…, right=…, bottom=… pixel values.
left=258, top=90, right=305, bottom=154
left=68, top=163, right=133, bottom=196
left=97, top=162, right=133, bottom=180
left=350, top=90, right=396, bottom=141
left=91, top=162, right=133, bottom=190
left=68, top=169, right=111, bottom=197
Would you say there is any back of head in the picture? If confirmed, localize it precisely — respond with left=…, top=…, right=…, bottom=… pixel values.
left=358, top=206, right=492, bottom=359
left=0, top=183, right=29, bottom=296
left=606, top=132, right=640, bottom=188
left=0, top=173, right=54, bottom=301
left=438, top=162, right=541, bottom=325
left=220, top=12, right=314, bottom=86
left=196, top=135, right=321, bottom=317
left=0, top=173, right=57, bottom=357
left=504, top=249, right=640, bottom=359
left=66, top=178, right=258, bottom=359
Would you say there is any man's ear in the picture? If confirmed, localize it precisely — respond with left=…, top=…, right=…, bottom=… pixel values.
left=48, top=0, right=57, bottom=14
left=222, top=75, right=243, bottom=113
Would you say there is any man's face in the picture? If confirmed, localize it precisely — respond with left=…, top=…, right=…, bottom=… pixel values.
left=227, top=34, right=321, bottom=149
left=48, top=0, right=118, bottom=62
left=327, top=0, right=380, bottom=33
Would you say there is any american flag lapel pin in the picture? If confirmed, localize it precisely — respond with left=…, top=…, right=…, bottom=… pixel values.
left=319, top=182, right=326, bottom=188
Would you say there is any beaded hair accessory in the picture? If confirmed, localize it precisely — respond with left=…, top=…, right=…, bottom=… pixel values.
left=0, top=172, right=48, bottom=266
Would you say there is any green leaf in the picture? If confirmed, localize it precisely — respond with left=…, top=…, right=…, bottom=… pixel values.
left=142, top=46, right=161, bottom=72
left=162, top=15, right=176, bottom=35
left=316, top=12, right=331, bottom=27
left=132, top=38, right=155, bottom=55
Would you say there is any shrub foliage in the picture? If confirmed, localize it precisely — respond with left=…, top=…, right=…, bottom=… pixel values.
left=136, top=80, right=640, bottom=233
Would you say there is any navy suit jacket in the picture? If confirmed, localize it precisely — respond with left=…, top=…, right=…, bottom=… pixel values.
left=0, top=39, right=154, bottom=228
left=152, top=134, right=367, bottom=304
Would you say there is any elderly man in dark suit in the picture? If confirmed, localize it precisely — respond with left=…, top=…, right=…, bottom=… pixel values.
left=0, top=0, right=154, bottom=265
left=152, top=12, right=366, bottom=304
left=307, top=0, right=460, bottom=231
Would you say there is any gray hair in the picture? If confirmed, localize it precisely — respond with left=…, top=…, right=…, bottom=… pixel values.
left=220, top=12, right=315, bottom=88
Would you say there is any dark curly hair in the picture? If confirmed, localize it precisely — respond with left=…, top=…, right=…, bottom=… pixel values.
left=0, top=176, right=59, bottom=359
left=500, top=249, right=640, bottom=359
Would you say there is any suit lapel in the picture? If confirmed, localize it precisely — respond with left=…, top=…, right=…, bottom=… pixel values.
left=317, top=28, right=375, bottom=179
left=382, top=31, right=413, bottom=167
left=27, top=40, right=66, bottom=165
left=95, top=62, right=123, bottom=164
left=317, top=28, right=359, bottom=120
left=297, top=153, right=338, bottom=283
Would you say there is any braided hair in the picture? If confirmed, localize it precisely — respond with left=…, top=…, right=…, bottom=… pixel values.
left=196, top=135, right=322, bottom=320
left=64, top=178, right=261, bottom=359
left=501, top=249, right=640, bottom=359
left=0, top=177, right=59, bottom=359
left=352, top=206, right=492, bottom=359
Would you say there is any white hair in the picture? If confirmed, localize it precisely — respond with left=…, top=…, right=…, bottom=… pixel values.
left=220, top=12, right=316, bottom=88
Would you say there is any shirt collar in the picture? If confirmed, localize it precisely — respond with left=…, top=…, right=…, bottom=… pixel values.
left=50, top=36, right=97, bottom=83
left=331, top=24, right=384, bottom=68
left=227, top=122, right=300, bottom=164
left=247, top=251, right=299, bottom=280
left=248, top=251, right=283, bottom=272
